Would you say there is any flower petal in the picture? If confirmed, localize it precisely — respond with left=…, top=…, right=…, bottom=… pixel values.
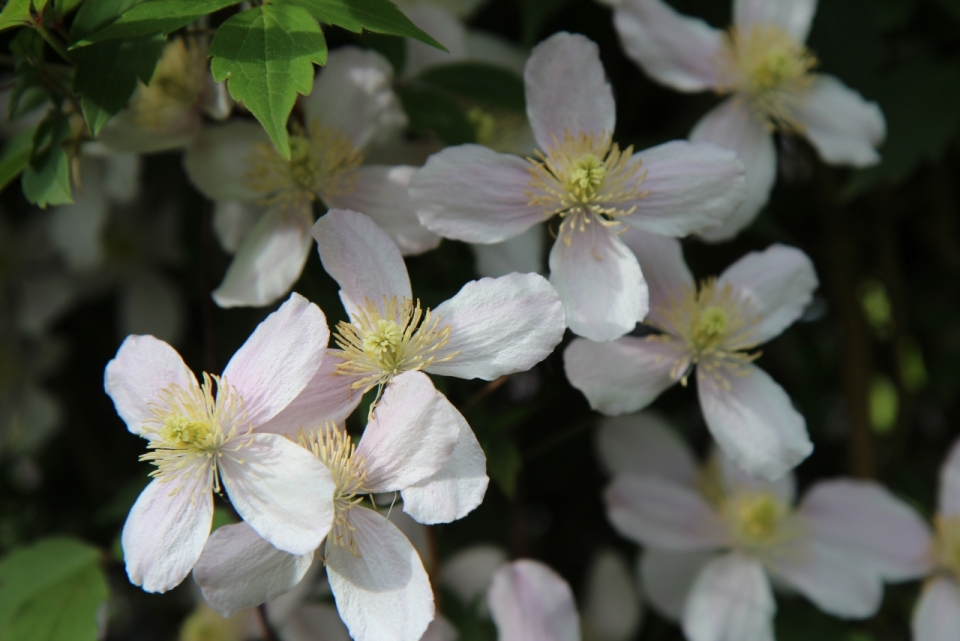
left=427, top=272, right=565, bottom=380
left=682, top=553, right=775, bottom=641
left=121, top=470, right=213, bottom=593
left=104, top=334, right=198, bottom=437
left=279, top=603, right=351, bottom=641
left=564, top=336, right=681, bottom=416
left=326, top=508, right=434, bottom=641
left=193, top=522, right=314, bottom=617
left=604, top=474, right=728, bottom=550
left=439, top=544, right=508, bottom=607
left=622, top=141, right=746, bottom=237
left=716, top=451, right=796, bottom=506
left=524, top=32, right=615, bottom=151
left=488, top=560, right=580, bottom=641
left=402, top=4, right=468, bottom=77
left=734, top=0, right=818, bottom=42
left=619, top=226, right=694, bottom=326
left=913, top=577, right=960, bottom=641
left=719, top=244, right=818, bottom=344
left=219, top=433, right=335, bottom=556
left=410, top=144, right=546, bottom=243
left=357, top=371, right=460, bottom=492
left=420, top=616, right=458, bottom=641
left=549, top=224, right=648, bottom=342
left=641, top=549, right=717, bottom=621
left=939, top=438, right=960, bottom=516
left=222, top=292, right=330, bottom=427
left=470, top=224, right=546, bottom=278
left=213, top=200, right=264, bottom=254
left=582, top=549, right=643, bottom=641
left=613, top=0, right=725, bottom=91
left=212, top=204, right=314, bottom=309
left=325, top=165, right=440, bottom=255
left=596, top=412, right=698, bottom=484
left=697, top=364, right=812, bottom=481
left=182, top=120, right=267, bottom=201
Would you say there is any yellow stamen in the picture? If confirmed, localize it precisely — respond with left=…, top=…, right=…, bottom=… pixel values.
left=722, top=491, right=798, bottom=551
left=935, top=516, right=960, bottom=579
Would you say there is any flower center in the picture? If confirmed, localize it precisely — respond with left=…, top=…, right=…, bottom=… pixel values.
left=935, top=516, right=960, bottom=579
left=723, top=491, right=793, bottom=550
left=130, top=38, right=206, bottom=130
left=693, top=306, right=730, bottom=347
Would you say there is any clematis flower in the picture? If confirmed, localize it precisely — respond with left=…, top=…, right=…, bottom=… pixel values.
left=104, top=293, right=336, bottom=593
left=409, top=31, right=747, bottom=341
left=193, top=371, right=474, bottom=641
left=565, top=229, right=818, bottom=478
left=488, top=559, right=582, bottom=641
left=183, top=47, right=438, bottom=309
left=607, top=0, right=886, bottom=240
left=598, top=412, right=931, bottom=641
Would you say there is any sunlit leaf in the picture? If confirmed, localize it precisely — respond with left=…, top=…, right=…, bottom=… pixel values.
left=0, top=0, right=32, bottom=32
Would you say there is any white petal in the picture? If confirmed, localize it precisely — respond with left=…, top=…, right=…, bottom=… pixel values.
left=939, top=438, right=960, bottom=516
left=279, top=603, right=351, bottom=641
left=913, top=577, right=960, bottom=641
left=470, top=224, right=546, bottom=278
left=182, top=120, right=267, bottom=201
left=596, top=412, right=698, bottom=484
left=120, top=270, right=184, bottom=345
left=104, top=334, right=198, bottom=437
left=682, top=553, right=775, bottom=641
left=420, top=616, right=458, bottom=641
left=524, top=32, right=615, bottom=151
left=313, top=209, right=412, bottom=315
left=121, top=471, right=213, bottom=593
left=439, top=544, right=508, bottom=606
left=619, top=226, right=694, bottom=326
left=622, top=141, right=746, bottom=237
left=582, top=549, right=643, bottom=641
left=613, top=0, right=724, bottom=91
left=385, top=509, right=433, bottom=573
left=488, top=560, right=580, bottom=641
left=564, top=336, right=681, bottom=416
left=691, top=99, right=777, bottom=242
left=604, top=474, right=728, bottom=550
left=734, top=0, right=818, bottom=42
left=410, top=144, right=545, bottom=243
left=402, top=5, right=468, bottom=77
left=402, top=410, right=488, bottom=524
left=325, top=165, right=440, bottom=255
left=697, top=364, right=812, bottom=481
left=716, top=451, right=796, bottom=506
left=213, top=200, right=264, bottom=254
left=797, top=479, right=934, bottom=581
left=356, top=371, right=460, bottom=492
left=792, top=74, right=886, bottom=167
left=719, top=244, right=818, bottom=344
left=222, top=292, right=330, bottom=427
left=427, top=272, right=565, bottom=380
left=549, top=224, right=648, bottom=342
left=219, top=433, right=335, bottom=556
left=193, top=522, right=314, bottom=617
left=640, top=549, right=717, bottom=621
left=326, top=508, right=434, bottom=641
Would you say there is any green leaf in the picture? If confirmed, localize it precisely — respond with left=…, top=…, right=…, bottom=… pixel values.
left=398, top=85, right=475, bottom=145
left=0, top=128, right=35, bottom=192
left=72, top=35, right=164, bottom=136
left=482, top=432, right=521, bottom=498
left=281, top=0, right=445, bottom=50
left=0, top=0, right=33, bottom=32
left=76, top=0, right=240, bottom=44
left=70, top=0, right=142, bottom=40
left=21, top=111, right=73, bottom=207
left=417, top=62, right=525, bottom=112
left=518, top=0, right=571, bottom=46
left=210, top=4, right=328, bottom=159
left=5, top=564, right=108, bottom=641
left=53, top=0, right=85, bottom=16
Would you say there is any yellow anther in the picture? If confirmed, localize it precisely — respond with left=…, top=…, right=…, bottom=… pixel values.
left=723, top=491, right=794, bottom=550
left=693, top=306, right=730, bottom=348
left=568, top=153, right=607, bottom=201
left=160, top=416, right=216, bottom=450
left=467, top=107, right=498, bottom=145
left=363, top=319, right=404, bottom=362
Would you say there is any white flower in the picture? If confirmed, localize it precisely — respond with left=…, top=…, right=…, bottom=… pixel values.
left=410, top=32, right=747, bottom=341
left=581, top=549, right=644, bottom=641
left=565, top=229, right=818, bottom=479
left=598, top=412, right=931, bottom=641
left=183, top=47, right=438, bottom=309
left=608, top=0, right=886, bottom=240
left=488, top=559, right=581, bottom=641
left=104, top=293, right=337, bottom=593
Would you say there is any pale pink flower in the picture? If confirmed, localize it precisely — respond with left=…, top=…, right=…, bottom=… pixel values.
left=489, top=560, right=582, bottom=641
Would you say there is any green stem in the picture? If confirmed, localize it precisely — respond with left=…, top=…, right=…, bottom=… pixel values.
left=35, top=24, right=71, bottom=62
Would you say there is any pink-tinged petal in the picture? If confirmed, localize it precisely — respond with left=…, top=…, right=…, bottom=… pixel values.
left=619, top=226, right=694, bottom=326
left=410, top=144, right=545, bottom=243
left=604, top=475, right=728, bottom=551
left=105, top=334, right=198, bottom=437
left=614, top=0, right=725, bottom=91
left=564, top=336, right=682, bottom=416
left=325, top=165, right=440, bottom=255
left=222, top=293, right=329, bottom=427
left=279, top=603, right=351, bottom=641
left=182, top=120, right=268, bottom=201
left=488, top=560, right=580, bottom=641
left=524, top=32, right=615, bottom=151
left=420, top=616, right=458, bottom=641
left=697, top=364, right=812, bottom=481
left=792, top=74, right=885, bottom=167
left=357, top=371, right=460, bottom=492
left=402, top=411, right=488, bottom=524
left=719, top=244, right=818, bottom=344
left=193, top=522, right=314, bottom=617
left=913, top=577, right=960, bottom=641
left=691, top=99, right=777, bottom=242
left=403, top=4, right=468, bottom=77
left=641, top=549, right=717, bottom=621
left=582, top=550, right=643, bottom=641
left=939, top=437, right=960, bottom=516
left=596, top=412, right=698, bottom=484
left=797, top=479, right=934, bottom=581
left=622, top=141, right=746, bottom=237
left=471, top=224, right=546, bottom=278
left=549, top=224, right=648, bottom=342
left=211, top=204, right=314, bottom=309
left=326, top=508, right=434, bottom=641
left=313, top=209, right=412, bottom=314
left=121, top=468, right=213, bottom=593
left=427, top=272, right=565, bottom=380
left=213, top=200, right=264, bottom=254
left=255, top=351, right=363, bottom=437
left=716, top=451, right=796, bottom=506
left=734, top=0, right=818, bottom=42
left=440, top=545, right=508, bottom=606
left=682, top=553, right=775, bottom=641
left=219, top=433, right=335, bottom=556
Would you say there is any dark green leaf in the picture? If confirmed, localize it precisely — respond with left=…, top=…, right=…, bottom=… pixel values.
left=70, top=0, right=142, bottom=40
left=417, top=62, right=525, bottom=112
left=481, top=431, right=521, bottom=498
left=282, top=0, right=445, bottom=50
left=519, top=0, right=571, bottom=46
left=357, top=31, right=405, bottom=74
left=0, top=0, right=32, bottom=32
left=76, top=0, right=240, bottom=44
left=398, top=85, right=475, bottom=145
left=22, top=111, right=73, bottom=207
left=8, top=28, right=46, bottom=117
left=5, top=564, right=108, bottom=641
left=53, top=0, right=85, bottom=17
left=209, top=4, right=328, bottom=159
left=0, top=128, right=35, bottom=192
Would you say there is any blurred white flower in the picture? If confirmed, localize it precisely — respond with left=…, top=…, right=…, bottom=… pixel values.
left=581, top=549, right=643, bottom=641
left=488, top=559, right=581, bottom=641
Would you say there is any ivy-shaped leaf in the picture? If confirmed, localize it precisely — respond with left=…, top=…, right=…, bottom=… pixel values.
left=75, top=0, right=240, bottom=44
left=21, top=111, right=73, bottom=207
left=5, top=564, right=108, bottom=641
left=282, top=0, right=445, bottom=50
left=210, top=4, right=328, bottom=159
left=70, top=0, right=142, bottom=40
